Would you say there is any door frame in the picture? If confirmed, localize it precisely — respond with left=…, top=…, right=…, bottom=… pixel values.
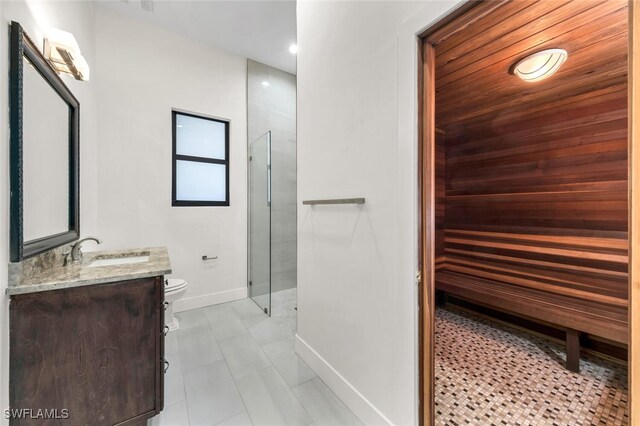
left=418, top=1, right=639, bottom=424
left=628, top=0, right=639, bottom=422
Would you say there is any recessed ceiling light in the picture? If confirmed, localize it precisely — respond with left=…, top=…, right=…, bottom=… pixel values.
left=261, top=81, right=270, bottom=87
left=289, top=44, right=298, bottom=55
left=141, top=0, right=153, bottom=12
left=512, top=48, right=568, bottom=82
left=177, top=124, right=183, bottom=128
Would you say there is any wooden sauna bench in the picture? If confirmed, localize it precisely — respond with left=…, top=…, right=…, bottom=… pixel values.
left=435, top=232, right=628, bottom=373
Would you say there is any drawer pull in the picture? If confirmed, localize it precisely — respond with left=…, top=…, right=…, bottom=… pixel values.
left=163, top=325, right=169, bottom=336
left=164, top=359, right=170, bottom=373
left=163, top=301, right=169, bottom=311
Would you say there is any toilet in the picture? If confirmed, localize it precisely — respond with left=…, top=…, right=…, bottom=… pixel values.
left=165, top=278, right=188, bottom=332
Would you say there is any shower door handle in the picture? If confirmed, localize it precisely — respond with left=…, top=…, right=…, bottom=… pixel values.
left=267, top=164, right=272, bottom=206
left=267, top=131, right=272, bottom=206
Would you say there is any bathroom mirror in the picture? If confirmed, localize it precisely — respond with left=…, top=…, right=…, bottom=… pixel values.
left=9, top=21, right=80, bottom=262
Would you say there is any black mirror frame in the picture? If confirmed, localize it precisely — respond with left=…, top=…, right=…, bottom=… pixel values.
left=9, top=21, right=80, bottom=262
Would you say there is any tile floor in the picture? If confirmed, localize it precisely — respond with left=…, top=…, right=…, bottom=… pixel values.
left=435, top=306, right=629, bottom=426
left=150, top=288, right=363, bottom=426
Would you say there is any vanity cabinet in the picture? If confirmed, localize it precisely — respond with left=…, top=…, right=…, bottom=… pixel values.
left=9, top=276, right=165, bottom=426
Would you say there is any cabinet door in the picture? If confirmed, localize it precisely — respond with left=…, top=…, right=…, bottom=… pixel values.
left=10, top=277, right=164, bottom=426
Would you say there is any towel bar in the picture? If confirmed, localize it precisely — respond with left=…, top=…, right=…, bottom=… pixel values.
left=302, top=198, right=365, bottom=205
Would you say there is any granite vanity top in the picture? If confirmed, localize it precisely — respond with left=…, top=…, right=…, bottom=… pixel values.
left=6, top=246, right=172, bottom=296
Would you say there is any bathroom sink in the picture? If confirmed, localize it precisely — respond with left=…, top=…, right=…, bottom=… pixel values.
left=88, top=251, right=150, bottom=267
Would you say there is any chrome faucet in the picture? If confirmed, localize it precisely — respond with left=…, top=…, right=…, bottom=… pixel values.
left=67, top=237, right=102, bottom=263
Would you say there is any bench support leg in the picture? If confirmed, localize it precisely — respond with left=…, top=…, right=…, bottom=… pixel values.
left=566, top=328, right=581, bottom=373
left=435, top=290, right=447, bottom=307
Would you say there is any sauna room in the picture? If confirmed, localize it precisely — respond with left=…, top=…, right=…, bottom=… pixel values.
left=428, top=0, right=629, bottom=424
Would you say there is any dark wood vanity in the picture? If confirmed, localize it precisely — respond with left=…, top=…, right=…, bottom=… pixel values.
left=7, top=246, right=171, bottom=425
left=9, top=276, right=165, bottom=426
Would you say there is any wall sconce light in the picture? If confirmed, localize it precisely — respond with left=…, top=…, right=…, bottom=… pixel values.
left=511, top=48, right=567, bottom=83
left=43, top=28, right=90, bottom=81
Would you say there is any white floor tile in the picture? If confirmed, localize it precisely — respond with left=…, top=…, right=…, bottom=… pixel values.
left=269, top=351, right=316, bottom=388
left=152, top=400, right=190, bottom=426
left=235, top=366, right=313, bottom=426
left=165, top=330, right=180, bottom=357
left=272, top=316, right=297, bottom=338
left=164, top=353, right=186, bottom=406
left=292, top=378, right=362, bottom=426
left=249, top=318, right=289, bottom=346
left=158, top=292, right=360, bottom=426
left=261, top=337, right=295, bottom=359
left=183, top=360, right=245, bottom=426
left=241, top=313, right=268, bottom=329
left=210, top=313, right=249, bottom=342
left=230, top=298, right=265, bottom=319
left=179, top=324, right=224, bottom=372
left=214, top=411, right=253, bottom=426
left=219, top=333, right=271, bottom=379
left=203, top=303, right=237, bottom=324
left=176, top=309, right=211, bottom=330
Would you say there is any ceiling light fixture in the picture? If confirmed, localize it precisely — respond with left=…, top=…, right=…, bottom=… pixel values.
left=261, top=81, right=270, bottom=87
left=141, top=0, right=154, bottom=12
left=289, top=44, right=298, bottom=55
left=512, top=48, right=567, bottom=83
left=43, top=28, right=90, bottom=81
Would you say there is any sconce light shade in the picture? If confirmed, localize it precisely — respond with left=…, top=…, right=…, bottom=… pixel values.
left=512, top=48, right=567, bottom=82
left=73, top=54, right=90, bottom=82
left=44, top=28, right=90, bottom=81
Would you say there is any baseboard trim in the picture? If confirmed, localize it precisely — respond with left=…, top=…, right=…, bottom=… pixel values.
left=174, top=287, right=247, bottom=312
left=295, top=334, right=393, bottom=426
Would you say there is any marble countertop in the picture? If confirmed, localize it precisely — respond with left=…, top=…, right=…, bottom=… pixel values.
left=6, top=246, right=172, bottom=296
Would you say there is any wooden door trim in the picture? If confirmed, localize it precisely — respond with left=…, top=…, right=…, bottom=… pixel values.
left=418, top=41, right=436, bottom=426
left=417, top=35, right=425, bottom=426
left=419, top=0, right=635, bottom=424
left=629, top=0, right=638, bottom=423
left=418, top=4, right=482, bottom=425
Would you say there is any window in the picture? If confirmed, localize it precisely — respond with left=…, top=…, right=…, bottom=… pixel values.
left=172, top=111, right=230, bottom=206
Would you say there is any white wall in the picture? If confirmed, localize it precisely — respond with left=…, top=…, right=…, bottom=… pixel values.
left=0, top=2, right=469, bottom=424
left=0, top=1, right=99, bottom=423
left=94, top=7, right=248, bottom=312
left=295, top=1, right=460, bottom=425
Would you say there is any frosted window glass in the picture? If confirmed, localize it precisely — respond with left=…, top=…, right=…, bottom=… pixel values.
left=176, top=161, right=226, bottom=202
left=176, top=114, right=226, bottom=160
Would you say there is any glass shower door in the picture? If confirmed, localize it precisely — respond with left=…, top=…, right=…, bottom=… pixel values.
left=249, top=131, right=271, bottom=314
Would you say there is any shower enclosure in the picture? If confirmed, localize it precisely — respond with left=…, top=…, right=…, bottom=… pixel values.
left=247, top=59, right=297, bottom=316
left=248, top=131, right=272, bottom=314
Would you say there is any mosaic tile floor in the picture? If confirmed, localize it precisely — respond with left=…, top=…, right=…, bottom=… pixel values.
left=435, top=307, right=628, bottom=426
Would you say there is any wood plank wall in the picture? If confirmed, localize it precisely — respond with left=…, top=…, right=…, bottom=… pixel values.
left=432, top=0, right=630, bottom=331
left=435, top=129, right=446, bottom=268
left=628, top=0, right=640, bottom=419
left=437, top=84, right=629, bottom=314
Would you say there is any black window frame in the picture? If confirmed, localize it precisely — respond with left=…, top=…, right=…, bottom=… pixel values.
left=171, top=110, right=230, bottom=207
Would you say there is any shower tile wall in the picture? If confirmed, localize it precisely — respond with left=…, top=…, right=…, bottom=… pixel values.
left=247, top=60, right=297, bottom=293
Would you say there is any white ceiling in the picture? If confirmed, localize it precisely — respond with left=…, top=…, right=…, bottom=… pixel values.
left=98, top=0, right=297, bottom=74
